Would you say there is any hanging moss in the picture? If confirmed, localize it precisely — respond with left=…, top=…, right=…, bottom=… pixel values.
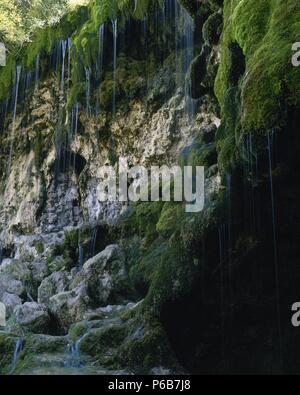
left=215, top=0, right=300, bottom=132
left=0, top=6, right=89, bottom=101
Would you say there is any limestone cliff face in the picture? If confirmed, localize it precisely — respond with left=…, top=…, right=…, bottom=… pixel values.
left=0, top=0, right=223, bottom=375
left=1, top=0, right=299, bottom=376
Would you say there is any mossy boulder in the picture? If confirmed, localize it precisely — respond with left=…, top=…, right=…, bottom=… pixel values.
left=203, top=11, right=223, bottom=46
left=0, top=333, right=19, bottom=374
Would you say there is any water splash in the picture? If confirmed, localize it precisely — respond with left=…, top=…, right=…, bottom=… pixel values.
left=64, top=335, right=85, bottom=369
left=112, top=19, right=118, bottom=118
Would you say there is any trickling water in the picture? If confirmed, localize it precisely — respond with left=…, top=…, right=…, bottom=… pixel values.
left=218, top=226, right=225, bottom=364
left=64, top=336, right=85, bottom=369
left=226, top=173, right=233, bottom=304
left=98, top=24, right=105, bottom=80
left=67, top=38, right=72, bottom=89
left=96, top=24, right=105, bottom=118
left=85, top=67, right=91, bottom=116
left=10, top=338, right=23, bottom=374
left=7, top=65, right=22, bottom=177
left=183, top=9, right=195, bottom=122
left=267, top=131, right=283, bottom=366
left=112, top=19, right=118, bottom=118
left=35, top=52, right=40, bottom=90
left=91, top=227, right=98, bottom=257
left=61, top=40, right=68, bottom=93
left=174, top=1, right=195, bottom=123
left=79, top=245, right=85, bottom=268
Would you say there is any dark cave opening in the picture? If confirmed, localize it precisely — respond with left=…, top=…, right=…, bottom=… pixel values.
left=161, top=108, right=300, bottom=375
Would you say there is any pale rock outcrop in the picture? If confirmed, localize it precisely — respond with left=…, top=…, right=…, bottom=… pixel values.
left=14, top=302, right=50, bottom=334
left=38, top=271, right=70, bottom=304
left=49, top=283, right=89, bottom=332
left=1, top=292, right=22, bottom=317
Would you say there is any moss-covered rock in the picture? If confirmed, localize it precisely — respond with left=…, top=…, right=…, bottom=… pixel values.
left=215, top=0, right=300, bottom=132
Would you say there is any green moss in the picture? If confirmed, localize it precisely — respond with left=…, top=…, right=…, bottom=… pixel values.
left=0, top=333, right=19, bottom=374
left=80, top=324, right=127, bottom=360
left=125, top=202, right=164, bottom=244
left=0, top=6, right=88, bottom=101
left=118, top=317, right=176, bottom=373
left=129, top=241, right=168, bottom=293
left=69, top=321, right=88, bottom=341
left=156, top=202, right=184, bottom=238
left=215, top=0, right=300, bottom=132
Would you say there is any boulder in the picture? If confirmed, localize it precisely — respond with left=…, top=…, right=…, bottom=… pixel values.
left=0, top=274, right=24, bottom=297
left=30, top=261, right=49, bottom=284
left=81, top=245, right=129, bottom=306
left=14, top=302, right=50, bottom=334
left=49, top=283, right=89, bottom=332
left=0, top=292, right=22, bottom=317
left=38, top=271, right=70, bottom=304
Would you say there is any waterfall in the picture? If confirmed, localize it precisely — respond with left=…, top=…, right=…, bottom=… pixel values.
left=226, top=173, right=233, bottom=304
left=267, top=131, right=283, bottom=366
left=98, top=24, right=105, bottom=80
left=10, top=338, right=23, bottom=374
left=79, top=245, right=85, bottom=268
left=96, top=24, right=105, bottom=118
left=183, top=8, right=195, bottom=122
left=67, top=38, right=72, bottom=89
left=61, top=40, right=68, bottom=94
left=174, top=0, right=195, bottom=123
left=218, top=226, right=225, bottom=364
left=64, top=336, right=84, bottom=369
left=35, top=52, right=40, bottom=90
left=85, top=67, right=91, bottom=116
left=91, top=227, right=98, bottom=257
left=112, top=19, right=118, bottom=118
left=7, top=65, right=22, bottom=177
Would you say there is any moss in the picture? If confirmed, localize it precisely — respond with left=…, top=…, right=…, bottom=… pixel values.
left=69, top=321, right=88, bottom=341
left=32, top=240, right=45, bottom=255
left=125, top=201, right=164, bottom=244
left=0, top=6, right=89, bottom=101
left=118, top=317, right=177, bottom=374
left=0, top=333, right=19, bottom=374
left=156, top=202, right=184, bottom=238
left=129, top=241, right=168, bottom=294
left=203, top=11, right=223, bottom=46
left=80, top=324, right=127, bottom=360
left=215, top=0, right=300, bottom=133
